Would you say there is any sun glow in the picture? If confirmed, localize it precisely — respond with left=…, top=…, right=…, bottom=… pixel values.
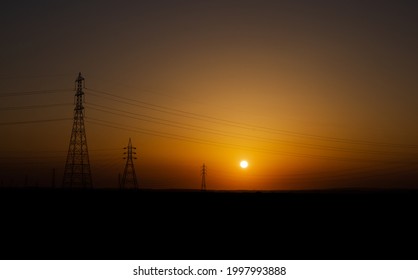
left=240, top=160, right=248, bottom=169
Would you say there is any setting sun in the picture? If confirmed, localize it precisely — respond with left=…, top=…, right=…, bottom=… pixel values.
left=240, top=160, right=249, bottom=169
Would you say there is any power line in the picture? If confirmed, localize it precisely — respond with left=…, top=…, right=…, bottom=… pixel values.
left=0, top=148, right=120, bottom=159
left=0, top=89, right=73, bottom=97
left=84, top=101, right=414, bottom=157
left=0, top=73, right=75, bottom=80
left=0, top=103, right=72, bottom=111
left=0, top=148, right=122, bottom=155
left=1, top=84, right=416, bottom=165
left=85, top=87, right=418, bottom=149
left=0, top=118, right=72, bottom=125
left=86, top=116, right=412, bottom=164
left=1, top=86, right=415, bottom=160
left=1, top=86, right=416, bottom=151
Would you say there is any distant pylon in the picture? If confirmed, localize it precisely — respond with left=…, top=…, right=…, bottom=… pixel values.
left=52, top=168, right=55, bottom=188
left=201, top=163, right=207, bottom=191
left=118, top=173, right=122, bottom=189
left=63, top=72, right=93, bottom=188
left=121, top=138, right=139, bottom=189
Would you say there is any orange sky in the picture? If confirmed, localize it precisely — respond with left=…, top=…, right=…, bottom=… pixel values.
left=1, top=1, right=418, bottom=189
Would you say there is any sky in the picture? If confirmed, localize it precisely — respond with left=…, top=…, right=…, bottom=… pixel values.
left=1, top=0, right=418, bottom=190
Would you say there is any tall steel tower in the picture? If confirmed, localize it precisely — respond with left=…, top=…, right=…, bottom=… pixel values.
left=201, top=163, right=207, bottom=191
left=121, top=138, right=139, bottom=189
left=63, top=72, right=93, bottom=188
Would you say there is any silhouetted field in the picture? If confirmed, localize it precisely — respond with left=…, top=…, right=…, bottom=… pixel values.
left=2, top=186, right=418, bottom=219
left=1, top=186, right=418, bottom=213
left=1, top=186, right=417, bottom=260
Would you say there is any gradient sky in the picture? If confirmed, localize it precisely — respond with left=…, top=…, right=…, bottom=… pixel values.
left=1, top=0, right=418, bottom=190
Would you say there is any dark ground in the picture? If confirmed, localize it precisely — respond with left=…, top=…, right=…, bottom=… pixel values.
left=1, top=187, right=417, bottom=260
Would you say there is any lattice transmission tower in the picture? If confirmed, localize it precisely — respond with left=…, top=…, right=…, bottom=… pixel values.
left=121, top=138, right=139, bottom=189
left=63, top=72, right=93, bottom=188
left=201, top=163, right=207, bottom=191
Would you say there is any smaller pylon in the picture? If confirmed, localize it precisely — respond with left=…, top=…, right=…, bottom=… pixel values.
left=121, top=138, right=139, bottom=189
left=118, top=173, right=121, bottom=189
left=52, top=168, right=56, bottom=188
left=201, top=163, right=207, bottom=191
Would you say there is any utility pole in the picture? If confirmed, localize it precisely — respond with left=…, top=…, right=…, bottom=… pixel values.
left=63, top=72, right=93, bottom=188
left=52, top=168, right=56, bottom=188
left=121, top=138, right=139, bottom=189
left=118, top=173, right=122, bottom=189
left=201, top=163, right=207, bottom=191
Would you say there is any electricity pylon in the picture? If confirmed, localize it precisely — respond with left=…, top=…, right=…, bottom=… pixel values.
left=63, top=72, right=93, bottom=188
left=121, top=138, right=139, bottom=189
left=201, top=163, right=207, bottom=191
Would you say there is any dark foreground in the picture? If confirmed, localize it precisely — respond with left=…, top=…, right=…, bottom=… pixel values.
left=1, top=187, right=418, bottom=259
